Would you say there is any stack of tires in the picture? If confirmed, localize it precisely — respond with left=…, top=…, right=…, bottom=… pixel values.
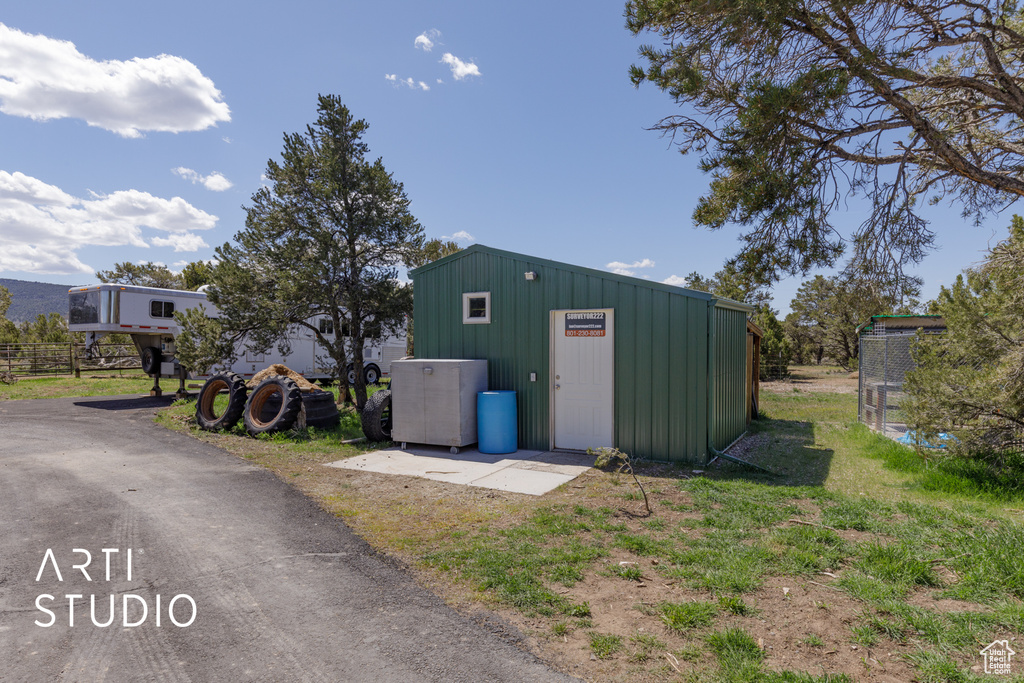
left=195, top=372, right=340, bottom=436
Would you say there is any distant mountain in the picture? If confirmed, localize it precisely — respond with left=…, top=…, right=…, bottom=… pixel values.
left=0, top=278, right=75, bottom=323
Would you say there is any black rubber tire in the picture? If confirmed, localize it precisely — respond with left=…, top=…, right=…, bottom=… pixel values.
left=346, top=364, right=356, bottom=385
left=196, top=372, right=248, bottom=431
left=243, top=376, right=303, bottom=436
left=140, top=346, right=162, bottom=375
left=361, top=389, right=392, bottom=442
left=364, top=364, right=381, bottom=385
left=259, top=390, right=340, bottom=430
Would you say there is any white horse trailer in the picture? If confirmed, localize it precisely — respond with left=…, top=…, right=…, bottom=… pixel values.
left=68, top=283, right=406, bottom=394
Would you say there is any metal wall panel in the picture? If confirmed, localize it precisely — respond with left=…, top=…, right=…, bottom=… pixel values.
left=711, top=305, right=750, bottom=449
left=412, top=246, right=751, bottom=464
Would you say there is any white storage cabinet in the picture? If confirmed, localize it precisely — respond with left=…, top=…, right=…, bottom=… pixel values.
left=391, top=359, right=488, bottom=453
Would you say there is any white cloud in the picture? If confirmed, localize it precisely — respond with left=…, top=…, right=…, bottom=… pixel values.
left=173, top=167, right=233, bottom=191
left=201, top=172, right=232, bottom=192
left=0, top=170, right=217, bottom=274
left=152, top=233, right=209, bottom=252
left=0, top=23, right=230, bottom=137
left=606, top=259, right=655, bottom=276
left=443, top=230, right=475, bottom=243
left=385, top=74, right=429, bottom=91
left=662, top=275, right=689, bottom=287
left=414, top=29, right=440, bottom=52
left=441, top=53, right=480, bottom=80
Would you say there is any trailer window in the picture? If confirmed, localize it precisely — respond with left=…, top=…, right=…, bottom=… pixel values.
left=69, top=291, right=99, bottom=325
left=151, top=300, right=175, bottom=318
left=462, top=292, right=490, bottom=324
left=319, top=318, right=334, bottom=335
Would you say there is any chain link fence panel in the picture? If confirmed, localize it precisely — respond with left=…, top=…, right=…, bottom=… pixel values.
left=858, top=329, right=937, bottom=440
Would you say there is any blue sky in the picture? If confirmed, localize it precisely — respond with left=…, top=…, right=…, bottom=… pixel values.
left=0, top=0, right=1004, bottom=314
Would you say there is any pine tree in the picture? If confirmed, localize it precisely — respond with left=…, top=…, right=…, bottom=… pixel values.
left=187, top=95, right=423, bottom=409
left=903, top=218, right=1024, bottom=464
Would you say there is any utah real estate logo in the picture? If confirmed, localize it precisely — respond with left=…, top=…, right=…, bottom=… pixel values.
left=980, top=640, right=1015, bottom=676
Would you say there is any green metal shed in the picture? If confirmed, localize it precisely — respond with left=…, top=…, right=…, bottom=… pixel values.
left=410, top=244, right=754, bottom=465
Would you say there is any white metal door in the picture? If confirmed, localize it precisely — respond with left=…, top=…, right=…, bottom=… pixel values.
left=551, top=309, right=614, bottom=451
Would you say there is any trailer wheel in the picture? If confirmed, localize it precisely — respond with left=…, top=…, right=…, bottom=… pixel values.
left=361, top=389, right=392, bottom=442
left=346, top=364, right=356, bottom=385
left=141, top=346, right=162, bottom=375
left=364, top=364, right=381, bottom=385
left=243, top=377, right=302, bottom=436
left=196, top=372, right=248, bottom=431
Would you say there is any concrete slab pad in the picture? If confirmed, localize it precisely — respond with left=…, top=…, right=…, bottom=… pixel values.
left=468, top=467, right=583, bottom=495
left=326, top=445, right=592, bottom=496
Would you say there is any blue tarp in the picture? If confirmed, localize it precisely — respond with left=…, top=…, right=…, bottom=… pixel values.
left=896, top=430, right=958, bottom=449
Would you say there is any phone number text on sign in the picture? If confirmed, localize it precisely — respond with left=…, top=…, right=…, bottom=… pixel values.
left=565, top=311, right=607, bottom=337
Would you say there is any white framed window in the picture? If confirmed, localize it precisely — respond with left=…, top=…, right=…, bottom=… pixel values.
left=462, top=291, right=491, bottom=324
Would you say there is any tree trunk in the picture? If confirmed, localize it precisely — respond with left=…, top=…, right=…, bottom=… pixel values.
left=333, top=346, right=353, bottom=406
left=351, top=341, right=367, bottom=411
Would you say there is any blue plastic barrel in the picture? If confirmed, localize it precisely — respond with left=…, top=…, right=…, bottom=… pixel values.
left=477, top=390, right=518, bottom=454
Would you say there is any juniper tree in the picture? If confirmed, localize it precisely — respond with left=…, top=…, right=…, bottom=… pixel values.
left=627, top=0, right=1024, bottom=285
left=96, top=262, right=184, bottom=289
left=903, top=217, right=1024, bottom=463
left=193, top=95, right=422, bottom=409
left=786, top=273, right=918, bottom=370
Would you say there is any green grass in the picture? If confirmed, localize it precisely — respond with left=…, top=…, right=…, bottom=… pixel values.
left=587, top=632, right=624, bottom=659
left=628, top=632, right=666, bottom=662
left=718, top=595, right=757, bottom=616
left=820, top=497, right=895, bottom=532
left=850, top=423, right=1024, bottom=502
left=903, top=650, right=990, bottom=683
left=663, top=529, right=774, bottom=593
left=422, top=506, right=609, bottom=615
left=659, top=601, right=718, bottom=632
left=758, top=389, right=857, bottom=424
left=855, top=541, right=941, bottom=587
left=608, top=563, right=644, bottom=581
left=707, top=627, right=764, bottom=682
left=0, top=373, right=153, bottom=400
left=850, top=624, right=879, bottom=646
left=158, top=393, right=368, bottom=450
left=612, top=531, right=669, bottom=556
left=799, top=634, right=824, bottom=648
left=769, top=525, right=848, bottom=574
left=706, top=627, right=857, bottom=683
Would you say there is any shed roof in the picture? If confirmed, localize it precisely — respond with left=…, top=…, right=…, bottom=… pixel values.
left=410, top=244, right=754, bottom=312
left=747, top=319, right=764, bottom=338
